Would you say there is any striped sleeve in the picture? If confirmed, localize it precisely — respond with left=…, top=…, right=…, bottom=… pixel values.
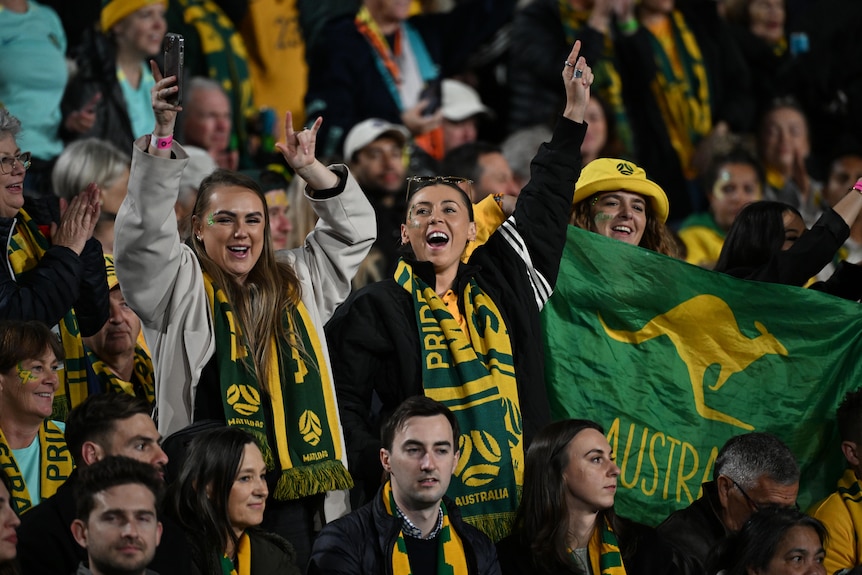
left=497, top=215, right=553, bottom=310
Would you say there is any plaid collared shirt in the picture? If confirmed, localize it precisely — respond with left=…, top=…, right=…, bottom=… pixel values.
left=396, top=504, right=444, bottom=540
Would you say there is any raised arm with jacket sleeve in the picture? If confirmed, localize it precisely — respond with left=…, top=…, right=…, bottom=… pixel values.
left=114, top=135, right=376, bottom=437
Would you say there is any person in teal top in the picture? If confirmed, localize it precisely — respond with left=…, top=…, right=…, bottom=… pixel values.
left=0, top=0, right=68, bottom=196
left=61, top=0, right=167, bottom=156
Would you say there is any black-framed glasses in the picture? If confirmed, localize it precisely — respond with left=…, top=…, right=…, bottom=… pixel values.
left=405, top=176, right=474, bottom=203
left=0, top=151, right=31, bottom=175
left=731, top=478, right=800, bottom=512
left=731, top=478, right=761, bottom=512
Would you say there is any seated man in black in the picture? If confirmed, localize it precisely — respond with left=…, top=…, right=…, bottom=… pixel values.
left=16, top=392, right=189, bottom=575
left=308, top=396, right=500, bottom=575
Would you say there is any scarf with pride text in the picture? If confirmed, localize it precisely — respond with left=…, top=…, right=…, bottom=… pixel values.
left=395, top=259, right=522, bottom=541
left=85, top=344, right=155, bottom=404
left=203, top=273, right=352, bottom=501
left=0, top=421, right=72, bottom=514
left=383, top=480, right=468, bottom=575
left=568, top=516, right=626, bottom=575
left=645, top=11, right=711, bottom=180
left=7, top=210, right=88, bottom=420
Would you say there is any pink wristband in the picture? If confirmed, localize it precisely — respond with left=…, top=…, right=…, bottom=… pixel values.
left=853, top=181, right=862, bottom=194
left=152, top=133, right=173, bottom=150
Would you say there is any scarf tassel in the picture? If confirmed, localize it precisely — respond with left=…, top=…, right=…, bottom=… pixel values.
left=273, top=460, right=354, bottom=501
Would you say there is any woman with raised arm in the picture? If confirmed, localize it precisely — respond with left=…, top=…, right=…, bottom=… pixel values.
left=114, top=62, right=376, bottom=567
left=326, top=42, right=593, bottom=540
left=715, top=178, right=862, bottom=300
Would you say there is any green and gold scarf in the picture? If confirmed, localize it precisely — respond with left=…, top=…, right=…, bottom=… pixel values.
left=569, top=517, right=626, bottom=575
left=174, top=0, right=254, bottom=160
left=646, top=10, right=712, bottom=180
left=85, top=344, right=155, bottom=404
left=203, top=273, right=352, bottom=501
left=221, top=531, right=251, bottom=575
left=558, top=1, right=634, bottom=155
left=7, top=210, right=88, bottom=420
left=383, top=480, right=468, bottom=575
left=395, top=260, right=522, bottom=541
left=0, top=420, right=72, bottom=514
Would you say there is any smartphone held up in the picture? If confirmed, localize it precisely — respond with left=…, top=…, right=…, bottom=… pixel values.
left=161, top=33, right=184, bottom=106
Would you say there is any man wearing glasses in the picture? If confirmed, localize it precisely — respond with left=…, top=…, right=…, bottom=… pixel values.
left=657, top=432, right=800, bottom=575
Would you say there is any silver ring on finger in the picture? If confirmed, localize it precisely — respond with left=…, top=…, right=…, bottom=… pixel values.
left=574, top=69, right=583, bottom=79
left=564, top=61, right=575, bottom=68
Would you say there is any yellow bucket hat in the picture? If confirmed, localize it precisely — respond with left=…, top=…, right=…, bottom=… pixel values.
left=574, top=158, right=670, bottom=224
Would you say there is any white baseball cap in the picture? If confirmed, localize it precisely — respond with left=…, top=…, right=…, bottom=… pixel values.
left=442, top=79, right=494, bottom=122
left=342, top=118, right=410, bottom=162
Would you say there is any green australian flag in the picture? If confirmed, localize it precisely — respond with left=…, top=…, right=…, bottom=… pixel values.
left=542, top=226, right=862, bottom=525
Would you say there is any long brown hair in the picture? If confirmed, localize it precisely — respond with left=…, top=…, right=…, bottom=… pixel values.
left=512, top=419, right=628, bottom=574
left=190, top=170, right=303, bottom=387
left=570, top=196, right=681, bottom=258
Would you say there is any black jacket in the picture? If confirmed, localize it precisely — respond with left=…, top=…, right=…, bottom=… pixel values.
left=308, top=489, right=500, bottom=575
left=497, top=517, right=683, bottom=575
left=656, top=481, right=727, bottom=575
left=61, top=29, right=136, bottom=156
left=0, top=211, right=108, bottom=335
left=304, top=0, right=516, bottom=160
left=720, top=207, right=862, bottom=300
left=188, top=529, right=299, bottom=575
left=326, top=118, right=586, bottom=506
left=17, top=470, right=192, bottom=575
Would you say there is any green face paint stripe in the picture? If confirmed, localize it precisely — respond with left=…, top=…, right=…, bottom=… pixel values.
left=594, top=212, right=613, bottom=222
left=206, top=213, right=215, bottom=226
left=16, top=362, right=34, bottom=384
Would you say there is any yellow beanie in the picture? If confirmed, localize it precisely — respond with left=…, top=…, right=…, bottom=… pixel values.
left=101, top=0, right=167, bottom=33
left=574, top=158, right=670, bottom=224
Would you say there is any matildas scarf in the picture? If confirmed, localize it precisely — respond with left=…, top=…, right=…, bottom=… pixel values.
left=383, top=481, right=468, bottom=575
left=7, top=210, right=88, bottom=419
left=569, top=517, right=626, bottom=575
left=221, top=532, right=251, bottom=575
left=355, top=6, right=444, bottom=159
left=395, top=260, right=522, bottom=541
left=645, top=11, right=711, bottom=180
left=558, top=1, right=634, bottom=156
left=203, top=273, right=352, bottom=501
left=0, top=421, right=72, bottom=514
left=85, top=345, right=155, bottom=404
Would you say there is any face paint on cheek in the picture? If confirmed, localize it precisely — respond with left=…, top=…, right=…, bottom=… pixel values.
left=206, top=213, right=215, bottom=226
left=712, top=169, right=731, bottom=200
left=593, top=212, right=613, bottom=224
left=406, top=207, right=422, bottom=228
left=16, top=362, right=35, bottom=385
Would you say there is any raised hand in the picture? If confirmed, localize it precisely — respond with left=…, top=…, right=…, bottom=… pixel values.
left=275, top=113, right=338, bottom=191
left=149, top=59, right=182, bottom=138
left=400, top=101, right=441, bottom=136
left=562, top=40, right=595, bottom=124
left=64, top=92, right=101, bottom=134
left=52, top=183, right=101, bottom=255
left=276, top=112, right=322, bottom=171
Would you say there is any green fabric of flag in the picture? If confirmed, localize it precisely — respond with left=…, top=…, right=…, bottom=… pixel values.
left=542, top=226, right=862, bottom=525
